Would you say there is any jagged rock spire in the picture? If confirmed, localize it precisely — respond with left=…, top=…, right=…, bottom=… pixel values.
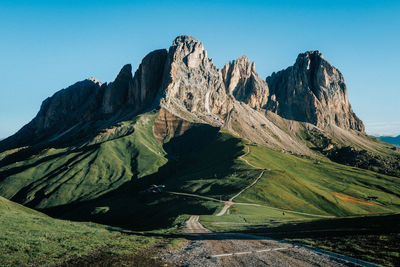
left=161, top=35, right=230, bottom=125
left=266, top=50, right=364, bottom=132
left=222, top=56, right=269, bottom=109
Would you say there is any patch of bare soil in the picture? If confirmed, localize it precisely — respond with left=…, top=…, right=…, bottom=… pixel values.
left=333, top=192, right=376, bottom=206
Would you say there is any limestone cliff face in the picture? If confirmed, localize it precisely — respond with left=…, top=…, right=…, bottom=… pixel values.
left=222, top=56, right=269, bottom=109
left=129, top=49, right=168, bottom=108
left=161, top=36, right=232, bottom=126
left=266, top=51, right=364, bottom=132
left=102, top=64, right=132, bottom=114
left=103, top=49, right=168, bottom=114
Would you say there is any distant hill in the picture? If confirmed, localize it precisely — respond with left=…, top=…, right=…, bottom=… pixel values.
left=378, top=135, right=400, bottom=146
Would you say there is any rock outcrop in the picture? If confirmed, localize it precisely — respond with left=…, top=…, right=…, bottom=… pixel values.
left=266, top=51, right=364, bottom=132
left=161, top=36, right=231, bottom=126
left=129, top=49, right=168, bottom=109
left=103, top=49, right=168, bottom=114
left=153, top=108, right=196, bottom=143
left=157, top=36, right=311, bottom=154
left=222, top=56, right=269, bottom=109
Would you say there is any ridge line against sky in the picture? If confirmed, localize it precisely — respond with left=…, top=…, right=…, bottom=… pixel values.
left=0, top=0, right=399, bottom=138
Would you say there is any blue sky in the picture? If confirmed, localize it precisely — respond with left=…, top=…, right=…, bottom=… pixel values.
left=0, top=0, right=399, bottom=138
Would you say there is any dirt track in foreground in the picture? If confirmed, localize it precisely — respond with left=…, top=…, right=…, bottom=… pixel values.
left=159, top=215, right=377, bottom=267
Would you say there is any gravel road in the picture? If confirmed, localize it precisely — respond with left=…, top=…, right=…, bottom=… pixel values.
left=159, top=216, right=378, bottom=267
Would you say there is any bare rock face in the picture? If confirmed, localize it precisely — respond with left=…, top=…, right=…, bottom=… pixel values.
left=161, top=36, right=232, bottom=125
left=153, top=108, right=196, bottom=143
left=266, top=51, right=364, bottom=132
left=38, top=79, right=103, bottom=130
left=102, top=64, right=132, bottom=114
left=222, top=56, right=269, bottom=109
left=103, top=49, right=168, bottom=114
left=129, top=49, right=168, bottom=109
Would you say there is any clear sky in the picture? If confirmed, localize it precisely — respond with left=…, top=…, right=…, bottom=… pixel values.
left=1, top=0, right=399, bottom=138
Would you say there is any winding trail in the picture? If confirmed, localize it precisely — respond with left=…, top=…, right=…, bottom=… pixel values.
left=216, top=169, right=265, bottom=216
left=185, top=215, right=211, bottom=233
left=239, top=145, right=259, bottom=169
left=216, top=145, right=265, bottom=216
left=167, top=144, right=334, bottom=219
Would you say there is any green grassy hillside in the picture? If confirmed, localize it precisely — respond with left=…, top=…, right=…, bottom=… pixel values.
left=49, top=130, right=400, bottom=231
left=201, top=142, right=400, bottom=230
left=1, top=109, right=261, bottom=230
left=0, top=111, right=167, bottom=209
left=235, top=144, right=400, bottom=216
left=0, top=196, right=156, bottom=266
left=45, top=130, right=257, bottom=229
left=1, top=110, right=400, bottom=231
left=1, top=111, right=400, bottom=265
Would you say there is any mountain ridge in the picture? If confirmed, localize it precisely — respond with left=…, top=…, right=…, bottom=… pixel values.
left=0, top=35, right=399, bottom=222
left=1, top=35, right=399, bottom=175
left=266, top=50, right=364, bottom=132
left=0, top=35, right=370, bottom=157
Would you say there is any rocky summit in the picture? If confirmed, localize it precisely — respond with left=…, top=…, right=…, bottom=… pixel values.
left=266, top=51, right=364, bottom=132
left=222, top=56, right=269, bottom=110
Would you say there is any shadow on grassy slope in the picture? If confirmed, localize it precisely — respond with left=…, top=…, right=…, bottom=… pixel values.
left=42, top=128, right=257, bottom=230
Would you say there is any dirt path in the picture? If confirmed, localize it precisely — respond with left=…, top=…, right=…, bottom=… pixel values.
left=185, top=215, right=211, bottom=233
left=168, top=144, right=335, bottom=219
left=239, top=145, right=259, bottom=169
left=160, top=216, right=377, bottom=267
left=216, top=169, right=265, bottom=216
left=216, top=145, right=265, bottom=216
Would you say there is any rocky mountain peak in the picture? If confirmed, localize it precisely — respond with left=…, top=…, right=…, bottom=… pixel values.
left=161, top=35, right=229, bottom=125
left=113, top=64, right=133, bottom=90
left=115, top=64, right=132, bottom=81
left=222, top=56, right=268, bottom=109
left=101, top=64, right=133, bottom=114
left=128, top=49, right=168, bottom=108
left=266, top=51, right=364, bottom=132
left=172, top=35, right=201, bottom=46
left=169, top=35, right=207, bottom=69
left=297, top=50, right=324, bottom=60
